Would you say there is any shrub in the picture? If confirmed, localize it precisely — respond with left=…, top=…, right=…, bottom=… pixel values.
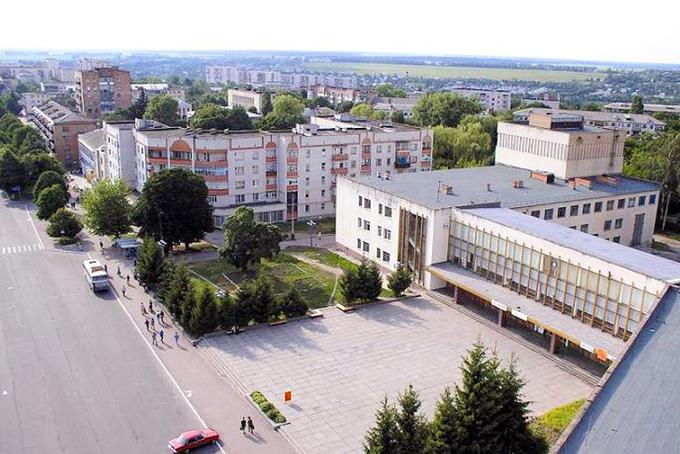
left=249, top=390, right=287, bottom=424
left=57, top=237, right=79, bottom=245
left=36, top=184, right=68, bottom=220
left=46, top=208, right=82, bottom=238
left=33, top=170, right=66, bottom=201
left=387, top=263, right=412, bottom=297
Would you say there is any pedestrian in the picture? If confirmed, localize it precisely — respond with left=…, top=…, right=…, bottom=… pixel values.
left=240, top=417, right=246, bottom=434
left=150, top=317, right=155, bottom=330
left=140, top=302, right=147, bottom=316
left=159, top=310, right=165, bottom=324
left=145, top=319, right=150, bottom=331
left=156, top=311, right=161, bottom=324
left=99, top=239, right=103, bottom=249
left=247, top=416, right=255, bottom=434
left=104, top=264, right=108, bottom=274
left=121, top=284, right=126, bottom=297
left=151, top=331, right=158, bottom=346
left=133, top=258, right=137, bottom=268
left=148, top=300, right=153, bottom=312
left=159, top=329, right=164, bottom=343
left=117, top=266, right=121, bottom=277
left=126, top=274, right=130, bottom=285
left=174, top=331, right=180, bottom=347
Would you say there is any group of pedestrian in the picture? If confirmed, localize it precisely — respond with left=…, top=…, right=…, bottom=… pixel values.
left=141, top=300, right=178, bottom=347
left=240, top=416, right=256, bottom=435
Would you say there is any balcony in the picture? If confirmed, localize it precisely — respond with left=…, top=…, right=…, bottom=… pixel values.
left=208, top=188, right=229, bottom=196
left=266, top=170, right=277, bottom=177
left=331, top=153, right=349, bottom=161
left=169, top=158, right=192, bottom=167
left=331, top=167, right=348, bottom=176
left=148, top=156, right=167, bottom=165
left=266, top=183, right=277, bottom=191
left=195, top=160, right=228, bottom=168
left=361, top=165, right=370, bottom=174
left=286, top=184, right=298, bottom=192
left=286, top=156, right=298, bottom=164
left=265, top=155, right=277, bottom=163
left=286, top=171, right=298, bottom=178
left=202, top=174, right=228, bottom=182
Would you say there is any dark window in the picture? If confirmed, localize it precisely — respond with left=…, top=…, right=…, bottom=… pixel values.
left=615, top=218, right=623, bottom=229
left=531, top=210, right=540, bottom=218
left=604, top=220, right=612, bottom=231
left=639, top=195, right=646, bottom=206
left=580, top=224, right=589, bottom=233
left=606, top=200, right=615, bottom=211
left=557, top=207, right=566, bottom=218
left=358, top=195, right=363, bottom=206
left=384, top=206, right=392, bottom=217
left=613, top=236, right=621, bottom=243
left=650, top=194, right=657, bottom=205
left=582, top=203, right=591, bottom=214
left=618, top=198, right=625, bottom=209
left=570, top=205, right=579, bottom=216
left=628, top=197, right=635, bottom=207
left=594, top=202, right=603, bottom=212
left=544, top=209, right=554, bottom=220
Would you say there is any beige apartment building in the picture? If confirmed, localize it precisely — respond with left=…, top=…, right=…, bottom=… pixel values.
left=227, top=89, right=264, bottom=113
left=75, top=66, right=133, bottom=118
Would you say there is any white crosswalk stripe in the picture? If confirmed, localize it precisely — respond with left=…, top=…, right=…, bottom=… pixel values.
left=1, top=244, right=45, bottom=255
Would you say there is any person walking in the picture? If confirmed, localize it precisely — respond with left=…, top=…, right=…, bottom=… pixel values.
left=148, top=300, right=153, bottom=312
left=156, top=311, right=161, bottom=324
left=140, top=302, right=147, bottom=316
left=159, top=329, right=164, bottom=343
left=99, top=239, right=103, bottom=250
left=126, top=274, right=130, bottom=285
left=151, top=331, right=158, bottom=346
left=117, top=266, right=121, bottom=277
left=150, top=317, right=155, bottom=331
left=159, top=310, right=165, bottom=324
left=144, top=319, right=150, bottom=331
left=104, top=264, right=108, bottom=275
left=121, top=284, right=126, bottom=297
left=240, top=417, right=246, bottom=434
left=247, top=416, right=255, bottom=434
left=174, top=331, right=180, bottom=347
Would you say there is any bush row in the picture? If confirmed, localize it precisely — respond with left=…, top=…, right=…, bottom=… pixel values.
left=250, top=391, right=287, bottom=424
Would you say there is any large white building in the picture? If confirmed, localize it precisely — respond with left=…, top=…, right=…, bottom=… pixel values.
left=514, top=108, right=666, bottom=136
left=451, top=87, right=512, bottom=112
left=205, top=66, right=358, bottom=90
left=336, top=111, right=666, bottom=363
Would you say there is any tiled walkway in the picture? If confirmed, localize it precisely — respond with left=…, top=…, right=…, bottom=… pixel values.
left=201, top=297, right=594, bottom=454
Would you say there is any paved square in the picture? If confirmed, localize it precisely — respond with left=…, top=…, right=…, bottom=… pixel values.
left=201, top=297, right=593, bottom=454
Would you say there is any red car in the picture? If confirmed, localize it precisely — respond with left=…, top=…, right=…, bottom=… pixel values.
left=168, top=428, right=220, bottom=453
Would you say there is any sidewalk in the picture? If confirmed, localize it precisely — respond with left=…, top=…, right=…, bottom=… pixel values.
left=96, top=240, right=296, bottom=454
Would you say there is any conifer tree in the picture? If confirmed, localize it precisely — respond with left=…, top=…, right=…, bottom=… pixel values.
left=364, top=397, right=399, bottom=454
left=427, top=387, right=457, bottom=454
left=136, top=237, right=165, bottom=287
left=189, top=285, right=220, bottom=336
left=395, top=384, right=429, bottom=453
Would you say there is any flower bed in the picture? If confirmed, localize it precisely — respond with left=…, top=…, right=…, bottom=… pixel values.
left=250, top=391, right=287, bottom=424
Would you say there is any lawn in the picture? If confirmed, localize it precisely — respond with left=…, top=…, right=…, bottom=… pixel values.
left=188, top=254, right=338, bottom=309
left=530, top=399, right=586, bottom=445
left=276, top=216, right=336, bottom=235
left=286, top=246, right=358, bottom=272
left=303, top=62, right=603, bottom=82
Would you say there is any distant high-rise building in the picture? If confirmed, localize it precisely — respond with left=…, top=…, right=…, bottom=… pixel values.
left=75, top=66, right=133, bottom=118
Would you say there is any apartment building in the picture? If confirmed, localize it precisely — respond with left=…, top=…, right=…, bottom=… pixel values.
left=20, top=92, right=49, bottom=113
left=75, top=66, right=133, bottom=118
left=78, top=129, right=106, bottom=181
left=282, top=73, right=358, bottom=90
left=514, top=108, right=666, bottom=136
left=307, top=86, right=365, bottom=105
left=603, top=102, right=680, bottom=115
left=227, top=89, right=264, bottom=113
left=103, top=122, right=137, bottom=188
left=131, top=83, right=169, bottom=101
left=451, top=87, right=511, bottom=112
left=205, top=66, right=282, bottom=86
left=30, top=100, right=97, bottom=168
left=372, top=96, right=418, bottom=119
left=521, top=91, right=561, bottom=109
left=133, top=113, right=432, bottom=227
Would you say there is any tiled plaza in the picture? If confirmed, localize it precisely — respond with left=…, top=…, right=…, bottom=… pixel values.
left=200, top=297, right=594, bottom=454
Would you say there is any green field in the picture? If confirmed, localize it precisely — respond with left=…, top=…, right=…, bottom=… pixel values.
left=303, top=62, right=603, bottom=82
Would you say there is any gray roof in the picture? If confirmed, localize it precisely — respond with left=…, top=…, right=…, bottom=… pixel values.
left=559, top=287, right=680, bottom=453
left=465, top=207, right=680, bottom=283
left=33, top=100, right=93, bottom=124
left=515, top=108, right=666, bottom=126
left=351, top=165, right=659, bottom=210
left=77, top=129, right=105, bottom=150
left=604, top=102, right=680, bottom=113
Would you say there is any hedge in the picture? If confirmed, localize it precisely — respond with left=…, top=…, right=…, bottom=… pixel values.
left=250, top=390, right=287, bottom=424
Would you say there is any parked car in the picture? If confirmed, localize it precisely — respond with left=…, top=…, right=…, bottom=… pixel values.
left=168, top=428, right=220, bottom=453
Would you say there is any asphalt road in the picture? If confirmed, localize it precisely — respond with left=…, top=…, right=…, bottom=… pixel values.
left=0, top=198, right=220, bottom=453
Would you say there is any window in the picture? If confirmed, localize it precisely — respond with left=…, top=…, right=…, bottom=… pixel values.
left=235, top=194, right=245, bottom=203
left=321, top=203, right=325, bottom=210
left=604, top=220, right=612, bottom=231
left=252, top=180, right=258, bottom=187
left=376, top=247, right=381, bottom=259
left=358, top=195, right=363, bottom=206
left=639, top=195, right=646, bottom=206
left=252, top=193, right=259, bottom=201
left=363, top=220, right=370, bottom=231
left=357, top=217, right=362, bottom=228
left=305, top=177, right=310, bottom=186
left=375, top=158, right=382, bottom=166
left=544, top=209, right=554, bottom=220
left=321, top=189, right=325, bottom=198
left=594, top=202, right=603, bottom=212
left=382, top=251, right=390, bottom=262
left=378, top=203, right=383, bottom=215
left=364, top=198, right=372, bottom=209
left=305, top=163, right=310, bottom=172
left=207, top=195, right=217, bottom=204
left=235, top=166, right=245, bottom=175
left=362, top=241, right=369, bottom=252
left=580, top=224, right=589, bottom=233
left=606, top=200, right=614, bottom=211
left=377, top=226, right=382, bottom=236
left=357, top=238, right=361, bottom=248
left=321, top=176, right=326, bottom=185
left=557, top=207, right=566, bottom=218
left=613, top=236, right=621, bottom=243
left=582, top=203, right=591, bottom=214
left=531, top=210, right=540, bottom=218
left=570, top=205, right=579, bottom=216
left=235, top=180, right=245, bottom=190
left=321, top=162, right=327, bottom=171
left=615, top=218, right=623, bottom=229
left=384, top=206, right=392, bottom=217
left=305, top=204, right=309, bottom=212
left=650, top=194, right=657, bottom=205
left=628, top=197, right=635, bottom=208
left=617, top=198, right=625, bottom=209
left=384, top=229, right=392, bottom=240
left=252, top=165, right=259, bottom=174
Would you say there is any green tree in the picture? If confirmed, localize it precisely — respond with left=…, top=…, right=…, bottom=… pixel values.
left=357, top=260, right=383, bottom=304
left=433, top=122, right=493, bottom=169
left=82, top=179, right=131, bottom=237
left=387, top=263, right=412, bottom=297
left=11, top=126, right=46, bottom=154
left=395, top=385, right=429, bottom=453
left=376, top=84, right=407, bottom=98
left=162, top=263, right=191, bottom=318
left=336, top=100, right=355, bottom=113
left=631, top=94, right=644, bottom=114
left=21, top=153, right=65, bottom=185
left=277, top=286, right=308, bottom=318
left=257, top=94, right=305, bottom=130
left=129, top=89, right=149, bottom=119
left=36, top=184, right=68, bottom=219
left=217, top=290, right=236, bottom=329
left=180, top=284, right=198, bottom=328
left=189, top=285, right=220, bottom=336
left=0, top=148, right=27, bottom=192
left=351, top=103, right=385, bottom=120
left=364, top=397, right=400, bottom=454
left=0, top=92, right=21, bottom=115
left=220, top=206, right=282, bottom=271
left=261, top=91, right=273, bottom=115
left=46, top=208, right=82, bottom=238
left=413, top=92, right=482, bottom=127
left=427, top=388, right=457, bottom=454
left=144, top=94, right=179, bottom=125
left=338, top=267, right=360, bottom=304
left=234, top=274, right=275, bottom=325
left=189, top=104, right=253, bottom=130
left=310, top=96, right=333, bottom=108
left=33, top=170, right=66, bottom=201
left=391, top=111, right=405, bottom=123
left=133, top=168, right=214, bottom=251
left=136, top=237, right=166, bottom=287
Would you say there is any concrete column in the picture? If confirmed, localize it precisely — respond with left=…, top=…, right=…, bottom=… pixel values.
left=549, top=332, right=558, bottom=354
left=452, top=286, right=458, bottom=304
left=497, top=309, right=506, bottom=327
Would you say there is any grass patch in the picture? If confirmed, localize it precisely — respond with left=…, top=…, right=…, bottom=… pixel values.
left=530, top=399, right=586, bottom=445
left=287, top=246, right=358, bottom=272
left=187, top=259, right=238, bottom=291
left=250, top=391, right=287, bottom=424
left=303, top=62, right=603, bottom=82
left=277, top=216, right=336, bottom=236
left=652, top=239, right=670, bottom=251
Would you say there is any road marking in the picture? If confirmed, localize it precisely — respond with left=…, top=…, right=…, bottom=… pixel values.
left=24, top=206, right=45, bottom=249
left=12, top=247, right=16, bottom=253
left=98, top=255, right=226, bottom=454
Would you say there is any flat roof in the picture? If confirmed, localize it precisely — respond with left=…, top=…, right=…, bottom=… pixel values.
left=350, top=165, right=659, bottom=210
left=429, top=262, right=626, bottom=360
left=604, top=102, right=680, bottom=113
left=516, top=108, right=666, bottom=126
left=465, top=207, right=680, bottom=283
left=559, top=287, right=680, bottom=453
left=78, top=129, right=105, bottom=149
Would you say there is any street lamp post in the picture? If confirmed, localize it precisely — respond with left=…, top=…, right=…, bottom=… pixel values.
left=306, top=220, right=317, bottom=247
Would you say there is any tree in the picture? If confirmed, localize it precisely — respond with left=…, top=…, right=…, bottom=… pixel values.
left=0, top=92, right=21, bottom=115
left=261, top=91, right=273, bottom=115
left=391, top=110, right=405, bottom=123
left=133, top=168, right=213, bottom=251
left=339, top=267, right=360, bottom=304
left=357, top=260, right=383, bottom=304
left=376, top=84, right=407, bottom=98
left=387, top=263, right=412, bottom=297
left=220, top=206, right=282, bottom=271
left=427, top=388, right=457, bottom=454
left=82, top=179, right=131, bottom=237
left=413, top=92, right=482, bottom=128
left=336, top=100, right=355, bottom=113
left=21, top=153, right=64, bottom=185
left=129, top=88, right=149, bottom=119
left=364, top=397, right=399, bottom=454
left=350, top=103, right=385, bottom=120
left=217, top=291, right=236, bottom=329
left=136, top=237, right=166, bottom=287
left=257, top=94, right=305, bottom=130
left=144, top=94, right=179, bottom=125
left=277, top=286, right=308, bottom=318
left=433, top=122, right=493, bottom=169
left=180, top=284, right=198, bottom=328
left=0, top=148, right=27, bottom=192
left=310, top=96, right=332, bottom=108
left=163, top=263, right=192, bottom=318
left=46, top=208, right=82, bottom=238
left=189, top=285, right=220, bottom=336
left=189, top=104, right=253, bottom=130
left=36, top=184, right=68, bottom=219
left=631, top=95, right=644, bottom=114
left=33, top=170, right=66, bottom=201
left=11, top=126, right=46, bottom=154
left=234, top=274, right=275, bottom=325
left=395, top=385, right=429, bottom=453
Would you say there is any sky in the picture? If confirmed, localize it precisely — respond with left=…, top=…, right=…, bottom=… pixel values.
left=1, top=0, right=679, bottom=64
